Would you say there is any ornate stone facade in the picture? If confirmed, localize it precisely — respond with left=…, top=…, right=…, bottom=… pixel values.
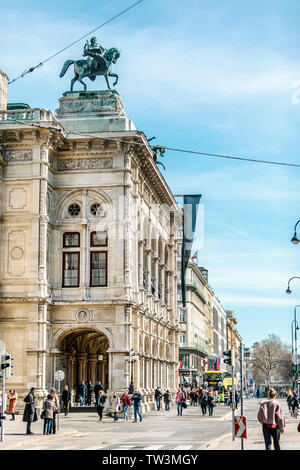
left=0, top=69, right=9, bottom=111
left=0, top=94, right=181, bottom=410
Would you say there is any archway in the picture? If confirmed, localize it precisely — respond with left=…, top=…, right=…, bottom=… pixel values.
left=57, top=329, right=110, bottom=392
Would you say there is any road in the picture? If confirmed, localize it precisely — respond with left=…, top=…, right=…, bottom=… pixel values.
left=10, top=397, right=291, bottom=451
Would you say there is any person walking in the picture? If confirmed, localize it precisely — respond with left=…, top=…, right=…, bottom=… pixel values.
left=79, top=381, right=87, bottom=406
left=163, top=389, right=171, bottom=411
left=112, top=392, right=120, bottom=422
left=176, top=388, right=184, bottom=416
left=120, top=390, right=131, bottom=422
left=95, top=390, right=106, bottom=421
left=154, top=387, right=162, bottom=411
left=7, top=390, right=17, bottom=421
left=207, top=392, right=216, bottom=416
left=235, top=390, right=239, bottom=409
left=132, top=390, right=143, bottom=422
left=87, top=381, right=94, bottom=406
left=291, top=392, right=299, bottom=416
left=42, top=394, right=56, bottom=435
left=49, top=387, right=59, bottom=434
left=94, top=381, right=104, bottom=398
left=23, top=387, right=37, bottom=435
left=200, top=391, right=208, bottom=416
left=61, top=385, right=71, bottom=416
left=257, top=387, right=285, bottom=450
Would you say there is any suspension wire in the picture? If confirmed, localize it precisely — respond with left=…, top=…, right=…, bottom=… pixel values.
left=7, top=119, right=300, bottom=169
left=8, top=0, right=144, bottom=85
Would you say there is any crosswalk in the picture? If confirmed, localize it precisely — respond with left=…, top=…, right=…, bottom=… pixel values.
left=24, top=443, right=205, bottom=451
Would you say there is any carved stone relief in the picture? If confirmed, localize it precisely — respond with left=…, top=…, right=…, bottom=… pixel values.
left=3, top=149, right=32, bottom=162
left=57, top=157, right=113, bottom=171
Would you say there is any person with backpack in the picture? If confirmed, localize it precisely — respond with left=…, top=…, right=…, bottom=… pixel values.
left=257, top=387, right=285, bottom=450
left=120, top=390, right=131, bottom=422
left=207, top=391, right=216, bottom=416
left=42, top=394, right=56, bottom=435
left=154, top=387, right=162, bottom=411
left=132, top=390, right=143, bottom=423
left=95, top=389, right=106, bottom=421
left=200, top=390, right=208, bottom=415
left=163, top=389, right=171, bottom=411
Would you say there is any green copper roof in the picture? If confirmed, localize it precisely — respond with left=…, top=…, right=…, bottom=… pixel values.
left=7, top=103, right=31, bottom=110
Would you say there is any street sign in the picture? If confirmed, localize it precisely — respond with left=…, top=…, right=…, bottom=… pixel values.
left=54, top=370, right=65, bottom=382
left=234, top=416, right=247, bottom=439
left=218, top=381, right=223, bottom=387
left=204, top=381, right=208, bottom=387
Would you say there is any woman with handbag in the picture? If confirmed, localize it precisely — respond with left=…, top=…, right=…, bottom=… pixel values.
left=42, top=394, right=56, bottom=435
left=49, top=387, right=59, bottom=434
left=23, top=387, right=37, bottom=435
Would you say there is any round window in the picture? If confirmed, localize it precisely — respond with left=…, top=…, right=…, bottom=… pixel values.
left=68, top=204, right=81, bottom=217
left=90, top=203, right=102, bottom=216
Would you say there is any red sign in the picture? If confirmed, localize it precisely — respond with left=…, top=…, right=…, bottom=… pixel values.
left=234, top=416, right=247, bottom=438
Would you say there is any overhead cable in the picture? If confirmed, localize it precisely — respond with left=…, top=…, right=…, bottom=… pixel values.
left=8, top=119, right=300, bottom=169
left=8, top=0, right=144, bottom=85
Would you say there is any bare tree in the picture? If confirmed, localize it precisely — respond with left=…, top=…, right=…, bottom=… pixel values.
left=252, top=334, right=292, bottom=385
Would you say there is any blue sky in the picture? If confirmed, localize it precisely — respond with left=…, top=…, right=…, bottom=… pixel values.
left=2, top=0, right=300, bottom=348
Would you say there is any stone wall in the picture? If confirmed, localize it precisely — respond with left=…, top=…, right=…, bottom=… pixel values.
left=0, top=70, right=9, bottom=110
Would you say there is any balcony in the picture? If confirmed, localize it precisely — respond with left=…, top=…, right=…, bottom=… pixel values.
left=0, top=108, right=62, bottom=126
left=179, top=340, right=208, bottom=355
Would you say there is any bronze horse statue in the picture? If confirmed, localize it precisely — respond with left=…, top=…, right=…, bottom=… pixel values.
left=59, top=47, right=121, bottom=91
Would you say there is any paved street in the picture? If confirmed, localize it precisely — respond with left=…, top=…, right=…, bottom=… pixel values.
left=1, top=398, right=298, bottom=451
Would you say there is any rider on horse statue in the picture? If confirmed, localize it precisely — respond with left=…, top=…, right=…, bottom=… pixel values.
left=83, top=37, right=106, bottom=75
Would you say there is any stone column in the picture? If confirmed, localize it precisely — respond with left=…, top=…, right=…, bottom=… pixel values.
left=138, top=239, right=144, bottom=290
left=77, top=353, right=85, bottom=384
left=89, top=354, right=97, bottom=384
left=146, top=248, right=152, bottom=293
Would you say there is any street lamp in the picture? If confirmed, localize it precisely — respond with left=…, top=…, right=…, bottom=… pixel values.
left=285, top=277, right=300, bottom=295
left=291, top=220, right=300, bottom=245
left=125, top=349, right=138, bottom=395
left=291, top=306, right=300, bottom=391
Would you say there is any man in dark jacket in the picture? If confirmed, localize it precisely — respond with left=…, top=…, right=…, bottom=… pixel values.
left=200, top=392, right=208, bottom=416
left=23, top=387, right=37, bottom=434
left=132, top=390, right=143, bottom=422
left=62, top=385, right=71, bottom=416
left=163, top=389, right=171, bottom=411
left=154, top=387, right=162, bottom=411
left=94, top=381, right=104, bottom=398
left=87, top=381, right=94, bottom=406
left=79, top=381, right=87, bottom=406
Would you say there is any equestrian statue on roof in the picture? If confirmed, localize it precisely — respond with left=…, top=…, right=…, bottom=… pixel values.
left=59, top=36, right=120, bottom=91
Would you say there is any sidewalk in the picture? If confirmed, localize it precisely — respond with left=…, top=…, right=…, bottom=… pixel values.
left=0, top=415, right=80, bottom=450
left=207, top=421, right=300, bottom=450
left=0, top=402, right=232, bottom=450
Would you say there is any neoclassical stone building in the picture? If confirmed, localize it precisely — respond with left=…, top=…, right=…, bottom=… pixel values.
left=0, top=87, right=181, bottom=408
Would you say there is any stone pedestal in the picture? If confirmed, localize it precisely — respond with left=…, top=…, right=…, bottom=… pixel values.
left=56, top=90, right=136, bottom=133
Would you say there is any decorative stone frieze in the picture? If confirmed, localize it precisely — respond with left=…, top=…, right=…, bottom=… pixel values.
left=3, top=149, right=32, bottom=162
left=57, top=157, right=113, bottom=170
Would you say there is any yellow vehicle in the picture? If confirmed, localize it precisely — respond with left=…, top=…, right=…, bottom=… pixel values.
left=223, top=376, right=237, bottom=390
left=202, top=370, right=228, bottom=402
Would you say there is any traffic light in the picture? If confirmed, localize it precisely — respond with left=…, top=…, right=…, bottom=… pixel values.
left=223, top=350, right=232, bottom=365
left=1, top=353, right=14, bottom=379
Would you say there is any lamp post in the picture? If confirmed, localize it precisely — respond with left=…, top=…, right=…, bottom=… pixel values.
left=291, top=220, right=300, bottom=245
left=125, top=349, right=138, bottom=395
left=285, top=277, right=300, bottom=295
left=291, top=306, right=300, bottom=392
